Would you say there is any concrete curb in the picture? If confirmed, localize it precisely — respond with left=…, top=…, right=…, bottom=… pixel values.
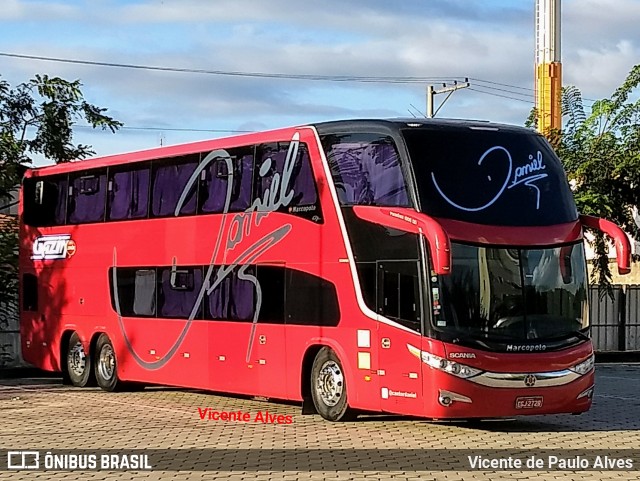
left=595, top=351, right=640, bottom=363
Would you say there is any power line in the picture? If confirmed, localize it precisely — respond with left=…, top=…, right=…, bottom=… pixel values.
left=4, top=51, right=606, bottom=115
left=471, top=76, right=599, bottom=103
left=468, top=87, right=534, bottom=104
left=472, top=84, right=534, bottom=100
left=0, top=52, right=462, bottom=85
left=75, top=125, right=255, bottom=134
left=469, top=77, right=535, bottom=92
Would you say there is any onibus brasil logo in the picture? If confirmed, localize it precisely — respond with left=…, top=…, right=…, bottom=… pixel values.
left=31, top=234, right=77, bottom=260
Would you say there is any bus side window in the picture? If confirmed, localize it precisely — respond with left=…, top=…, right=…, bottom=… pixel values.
left=356, top=262, right=377, bottom=312
left=290, top=145, right=318, bottom=206
left=205, top=267, right=256, bottom=322
left=378, top=261, right=421, bottom=332
left=323, top=133, right=409, bottom=207
left=133, top=269, right=156, bottom=316
left=254, top=142, right=319, bottom=215
left=67, top=171, right=107, bottom=224
left=285, top=269, right=340, bottom=326
left=256, top=265, right=285, bottom=324
left=200, top=147, right=253, bottom=213
left=110, top=268, right=157, bottom=317
left=158, top=267, right=202, bottom=319
left=23, top=177, right=68, bottom=226
left=22, top=273, right=38, bottom=312
left=108, top=166, right=150, bottom=220
left=151, top=155, right=198, bottom=217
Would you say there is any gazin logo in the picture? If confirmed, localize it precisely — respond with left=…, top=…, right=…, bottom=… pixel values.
left=31, top=235, right=76, bottom=260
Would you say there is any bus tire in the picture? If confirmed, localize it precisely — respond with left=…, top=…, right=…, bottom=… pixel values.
left=94, top=334, right=121, bottom=392
left=310, top=347, right=356, bottom=422
left=65, top=332, right=94, bottom=387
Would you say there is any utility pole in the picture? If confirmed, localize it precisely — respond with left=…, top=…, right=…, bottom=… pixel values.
left=426, top=79, right=470, bottom=118
left=535, top=0, right=562, bottom=133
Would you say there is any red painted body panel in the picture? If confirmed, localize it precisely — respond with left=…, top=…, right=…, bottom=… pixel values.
left=436, top=218, right=584, bottom=245
left=580, top=214, right=631, bottom=274
left=19, top=124, right=595, bottom=420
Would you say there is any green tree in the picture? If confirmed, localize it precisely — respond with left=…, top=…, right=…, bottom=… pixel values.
left=0, top=74, right=122, bottom=300
left=544, top=65, right=640, bottom=289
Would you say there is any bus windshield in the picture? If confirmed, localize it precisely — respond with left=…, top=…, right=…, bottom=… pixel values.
left=434, top=242, right=588, bottom=341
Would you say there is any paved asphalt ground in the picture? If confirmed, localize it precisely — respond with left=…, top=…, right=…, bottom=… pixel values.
left=0, top=364, right=639, bottom=481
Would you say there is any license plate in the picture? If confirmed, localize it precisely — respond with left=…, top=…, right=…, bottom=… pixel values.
left=515, top=396, right=543, bottom=409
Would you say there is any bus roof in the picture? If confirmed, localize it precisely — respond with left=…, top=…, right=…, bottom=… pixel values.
left=24, top=118, right=537, bottom=178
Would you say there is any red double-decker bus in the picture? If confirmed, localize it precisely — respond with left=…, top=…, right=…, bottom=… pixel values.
left=19, top=119, right=630, bottom=421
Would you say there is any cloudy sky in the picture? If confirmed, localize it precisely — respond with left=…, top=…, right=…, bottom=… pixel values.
left=2, top=0, right=639, bottom=164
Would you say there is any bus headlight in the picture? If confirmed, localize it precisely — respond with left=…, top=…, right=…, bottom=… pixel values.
left=420, top=351, right=483, bottom=379
left=570, top=355, right=595, bottom=376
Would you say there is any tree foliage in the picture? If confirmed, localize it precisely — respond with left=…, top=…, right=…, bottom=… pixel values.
left=0, top=74, right=122, bottom=300
left=541, top=65, right=640, bottom=289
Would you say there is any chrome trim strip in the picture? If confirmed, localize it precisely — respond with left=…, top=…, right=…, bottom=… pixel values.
left=468, top=368, right=586, bottom=388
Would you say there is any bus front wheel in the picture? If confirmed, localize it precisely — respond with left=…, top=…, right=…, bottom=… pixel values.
left=310, top=347, right=356, bottom=422
left=94, top=334, right=121, bottom=392
left=65, top=332, right=94, bottom=387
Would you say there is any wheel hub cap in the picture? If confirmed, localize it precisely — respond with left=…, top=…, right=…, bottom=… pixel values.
left=316, top=360, right=344, bottom=407
left=98, top=344, right=115, bottom=381
left=68, top=342, right=86, bottom=377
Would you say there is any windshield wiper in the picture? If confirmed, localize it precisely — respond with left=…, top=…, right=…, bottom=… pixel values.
left=569, top=330, right=590, bottom=341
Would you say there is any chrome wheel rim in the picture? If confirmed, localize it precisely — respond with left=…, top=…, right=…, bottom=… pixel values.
left=98, top=344, right=116, bottom=381
left=68, top=342, right=86, bottom=378
left=316, top=360, right=344, bottom=407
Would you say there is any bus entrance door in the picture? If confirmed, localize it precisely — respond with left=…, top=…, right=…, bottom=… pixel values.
left=376, top=260, right=424, bottom=416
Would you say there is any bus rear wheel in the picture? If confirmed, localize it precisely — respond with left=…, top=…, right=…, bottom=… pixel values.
left=65, top=332, right=94, bottom=387
left=94, top=334, right=122, bottom=392
left=310, top=347, right=356, bottom=422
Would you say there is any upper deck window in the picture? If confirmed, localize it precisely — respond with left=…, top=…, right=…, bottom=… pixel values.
left=67, top=171, right=107, bottom=224
left=322, top=133, right=409, bottom=207
left=108, top=166, right=150, bottom=220
left=23, top=177, right=67, bottom=227
left=200, top=146, right=254, bottom=214
left=254, top=142, right=318, bottom=211
left=151, top=155, right=199, bottom=217
left=403, top=127, right=578, bottom=226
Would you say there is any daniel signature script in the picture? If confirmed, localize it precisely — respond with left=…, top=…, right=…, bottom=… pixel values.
left=430, top=147, right=548, bottom=212
left=112, top=133, right=302, bottom=369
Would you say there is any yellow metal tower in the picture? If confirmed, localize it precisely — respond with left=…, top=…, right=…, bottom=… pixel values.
left=535, top=0, right=562, bottom=133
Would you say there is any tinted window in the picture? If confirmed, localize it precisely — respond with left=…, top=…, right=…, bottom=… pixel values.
left=285, top=269, right=340, bottom=326
left=158, top=267, right=203, bottom=319
left=22, top=273, right=38, bottom=312
left=110, top=268, right=156, bottom=318
left=435, top=242, right=588, bottom=341
left=67, top=171, right=107, bottom=224
left=200, top=147, right=253, bottom=213
left=23, top=177, right=68, bottom=227
left=151, top=155, right=198, bottom=217
left=379, top=261, right=421, bottom=332
left=254, top=142, right=319, bottom=211
left=205, top=266, right=256, bottom=321
left=322, top=133, right=409, bottom=206
left=108, top=166, right=150, bottom=220
left=256, top=265, right=285, bottom=323
left=404, top=127, right=578, bottom=226
left=109, top=264, right=339, bottom=326
left=133, top=269, right=156, bottom=316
